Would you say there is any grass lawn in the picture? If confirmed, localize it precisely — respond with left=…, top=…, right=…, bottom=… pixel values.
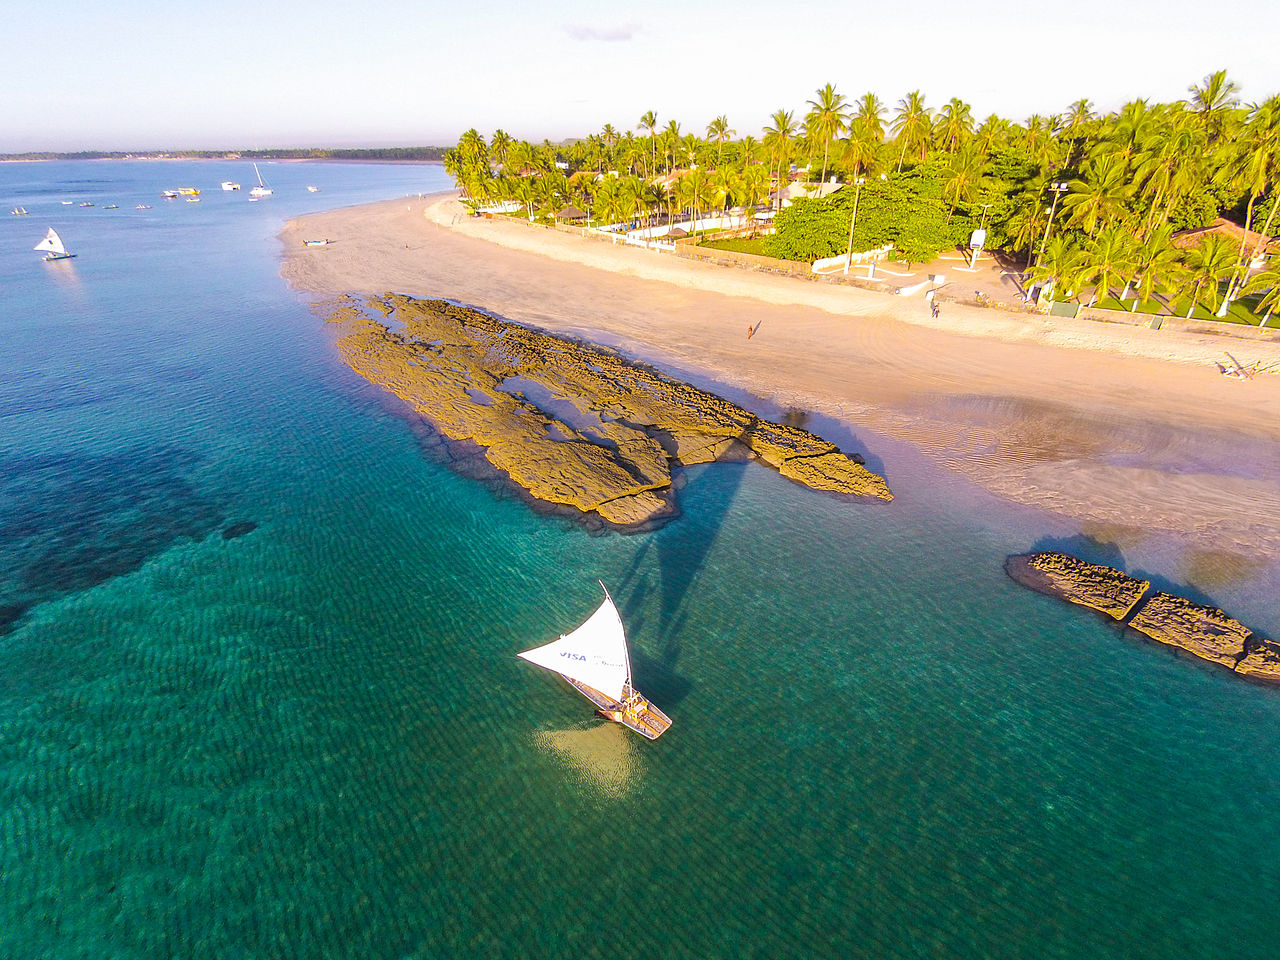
left=1091, top=292, right=1271, bottom=327
left=1093, top=296, right=1166, bottom=314
left=1163, top=296, right=1266, bottom=326
left=700, top=236, right=772, bottom=256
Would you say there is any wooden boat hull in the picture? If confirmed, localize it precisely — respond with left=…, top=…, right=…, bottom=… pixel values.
left=566, top=678, right=671, bottom=740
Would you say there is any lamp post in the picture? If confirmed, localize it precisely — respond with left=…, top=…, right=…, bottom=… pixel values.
left=844, top=176, right=866, bottom=274
left=1033, top=181, right=1070, bottom=270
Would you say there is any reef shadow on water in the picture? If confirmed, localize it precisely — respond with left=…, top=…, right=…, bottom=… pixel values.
left=0, top=445, right=225, bottom=635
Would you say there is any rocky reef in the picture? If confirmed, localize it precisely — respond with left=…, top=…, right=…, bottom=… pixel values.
left=1004, top=552, right=1149, bottom=620
left=324, top=294, right=892, bottom=529
left=1006, top=551, right=1280, bottom=686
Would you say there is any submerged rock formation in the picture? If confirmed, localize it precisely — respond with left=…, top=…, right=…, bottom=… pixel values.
left=1128, top=593, right=1280, bottom=683
left=325, top=294, right=891, bottom=528
left=1004, top=552, right=1149, bottom=620
left=1006, top=551, right=1280, bottom=686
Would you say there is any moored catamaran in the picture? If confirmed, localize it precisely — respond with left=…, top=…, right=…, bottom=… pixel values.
left=518, top=584, right=671, bottom=740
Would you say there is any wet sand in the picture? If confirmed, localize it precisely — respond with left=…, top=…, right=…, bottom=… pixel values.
left=280, top=194, right=1280, bottom=562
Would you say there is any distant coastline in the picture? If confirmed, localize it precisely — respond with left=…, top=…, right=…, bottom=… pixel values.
left=0, top=147, right=448, bottom=163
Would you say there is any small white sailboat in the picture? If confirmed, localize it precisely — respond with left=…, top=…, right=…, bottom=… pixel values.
left=306, top=185, right=320, bottom=193
left=33, top=227, right=75, bottom=261
left=249, top=163, right=273, bottom=198
left=518, top=584, right=672, bottom=740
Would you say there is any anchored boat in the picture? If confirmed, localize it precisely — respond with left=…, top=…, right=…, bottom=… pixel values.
left=250, top=163, right=273, bottom=198
left=518, top=585, right=671, bottom=740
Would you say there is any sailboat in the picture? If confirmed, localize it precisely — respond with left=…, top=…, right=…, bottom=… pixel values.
left=33, top=228, right=75, bottom=261
left=249, top=163, right=273, bottom=198
left=518, top=584, right=672, bottom=740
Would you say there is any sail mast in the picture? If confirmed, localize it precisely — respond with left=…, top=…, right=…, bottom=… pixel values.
left=599, top=581, right=632, bottom=690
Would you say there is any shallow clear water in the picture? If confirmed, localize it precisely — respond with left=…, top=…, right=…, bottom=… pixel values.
left=2, top=162, right=1280, bottom=959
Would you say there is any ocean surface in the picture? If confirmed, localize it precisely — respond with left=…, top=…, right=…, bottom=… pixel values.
left=2, top=160, right=1279, bottom=959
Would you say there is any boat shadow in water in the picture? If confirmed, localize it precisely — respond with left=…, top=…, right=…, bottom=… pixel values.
left=614, top=458, right=756, bottom=712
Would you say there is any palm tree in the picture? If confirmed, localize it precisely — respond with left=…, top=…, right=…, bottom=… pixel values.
left=490, top=129, right=513, bottom=172
left=710, top=167, right=741, bottom=214
left=1219, top=95, right=1280, bottom=307
left=840, top=127, right=880, bottom=179
left=1179, top=234, right=1237, bottom=316
left=662, top=120, right=682, bottom=172
left=707, top=115, right=736, bottom=168
left=640, top=110, right=659, bottom=178
left=1005, top=202, right=1049, bottom=268
left=804, top=83, right=849, bottom=188
left=854, top=92, right=886, bottom=142
left=1187, top=69, right=1241, bottom=144
left=1062, top=99, right=1094, bottom=165
left=1127, top=224, right=1182, bottom=311
left=763, top=109, right=798, bottom=210
left=512, top=176, right=541, bottom=220
left=935, top=97, right=974, bottom=153
left=1080, top=225, right=1137, bottom=306
left=942, top=141, right=987, bottom=219
left=1062, top=154, right=1133, bottom=236
left=973, top=115, right=1008, bottom=157
left=1242, top=267, right=1280, bottom=326
left=891, top=90, right=930, bottom=172
left=458, top=128, right=487, bottom=166
left=739, top=163, right=771, bottom=210
left=1028, top=234, right=1088, bottom=301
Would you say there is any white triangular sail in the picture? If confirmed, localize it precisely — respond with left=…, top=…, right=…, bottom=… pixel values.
left=33, top=228, right=67, bottom=256
left=518, top=594, right=630, bottom=702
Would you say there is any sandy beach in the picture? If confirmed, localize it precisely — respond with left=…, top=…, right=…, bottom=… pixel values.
left=280, top=193, right=1280, bottom=563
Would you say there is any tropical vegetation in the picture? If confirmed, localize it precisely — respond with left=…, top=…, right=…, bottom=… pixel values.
left=444, top=71, right=1280, bottom=324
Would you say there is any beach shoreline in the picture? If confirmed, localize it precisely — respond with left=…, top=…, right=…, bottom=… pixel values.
left=279, top=192, right=1280, bottom=564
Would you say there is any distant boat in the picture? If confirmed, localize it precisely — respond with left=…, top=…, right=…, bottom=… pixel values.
left=306, top=185, right=320, bottom=193
left=60, top=200, right=73, bottom=205
left=178, top=187, right=199, bottom=196
left=302, top=238, right=333, bottom=246
left=185, top=196, right=201, bottom=203
left=249, top=163, right=272, bottom=198
left=33, top=227, right=75, bottom=261
left=221, top=181, right=241, bottom=191
left=135, top=204, right=151, bottom=210
left=103, top=204, right=118, bottom=209
left=517, top=584, right=672, bottom=740
left=79, top=201, right=93, bottom=207
left=161, top=190, right=178, bottom=199
left=9, top=206, right=28, bottom=216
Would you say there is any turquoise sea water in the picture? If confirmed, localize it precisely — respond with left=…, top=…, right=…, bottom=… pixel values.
left=2, top=161, right=1280, bottom=959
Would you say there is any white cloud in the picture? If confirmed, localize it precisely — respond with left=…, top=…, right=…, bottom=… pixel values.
left=563, top=22, right=639, bottom=42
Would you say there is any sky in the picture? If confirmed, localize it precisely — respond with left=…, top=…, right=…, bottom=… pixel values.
left=5, top=0, right=1279, bottom=152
